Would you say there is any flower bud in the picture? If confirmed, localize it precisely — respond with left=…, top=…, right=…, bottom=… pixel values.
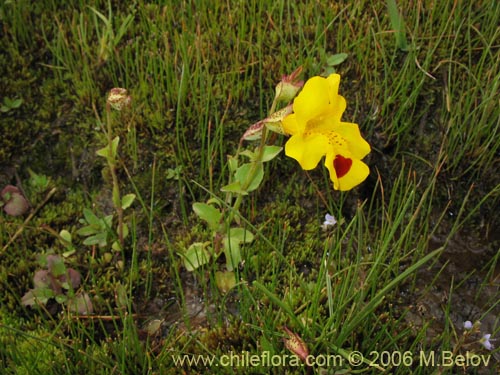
left=275, top=66, right=304, bottom=103
left=241, top=105, right=292, bottom=141
left=107, top=88, right=132, bottom=111
left=283, top=326, right=309, bottom=363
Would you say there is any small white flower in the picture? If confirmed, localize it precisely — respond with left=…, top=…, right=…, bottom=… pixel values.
left=322, top=213, right=337, bottom=230
left=480, top=334, right=493, bottom=350
left=463, top=320, right=473, bottom=330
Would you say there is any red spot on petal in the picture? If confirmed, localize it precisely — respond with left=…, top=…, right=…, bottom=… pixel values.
left=333, top=155, right=352, bottom=178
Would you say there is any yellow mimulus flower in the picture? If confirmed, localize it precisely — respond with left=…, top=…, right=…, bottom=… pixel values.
left=282, top=73, right=370, bottom=191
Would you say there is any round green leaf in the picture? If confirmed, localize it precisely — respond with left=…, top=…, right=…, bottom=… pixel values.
left=183, top=242, right=211, bottom=271
left=121, top=193, right=136, bottom=209
left=235, top=162, right=264, bottom=192
left=192, top=202, right=222, bottom=231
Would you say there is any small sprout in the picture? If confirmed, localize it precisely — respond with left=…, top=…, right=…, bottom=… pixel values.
left=22, top=254, right=91, bottom=314
left=77, top=208, right=114, bottom=248
left=1, top=185, right=30, bottom=216
left=28, top=169, right=50, bottom=193
left=0, top=97, right=23, bottom=113
left=166, top=166, right=182, bottom=180
left=321, top=53, right=349, bottom=76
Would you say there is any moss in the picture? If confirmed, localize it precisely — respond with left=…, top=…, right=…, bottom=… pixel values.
left=0, top=323, right=65, bottom=373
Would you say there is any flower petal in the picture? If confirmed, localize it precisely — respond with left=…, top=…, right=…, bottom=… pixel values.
left=333, top=122, right=371, bottom=159
left=293, top=76, right=331, bottom=124
left=325, top=153, right=370, bottom=191
left=326, top=74, right=347, bottom=118
left=282, top=113, right=302, bottom=135
left=333, top=154, right=352, bottom=178
left=285, top=132, right=328, bottom=170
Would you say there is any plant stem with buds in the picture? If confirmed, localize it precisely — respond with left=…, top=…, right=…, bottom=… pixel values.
left=105, top=103, right=124, bottom=248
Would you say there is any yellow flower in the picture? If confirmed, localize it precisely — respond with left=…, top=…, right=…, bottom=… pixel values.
left=282, top=74, right=370, bottom=191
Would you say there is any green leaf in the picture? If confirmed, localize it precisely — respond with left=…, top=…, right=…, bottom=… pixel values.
left=235, top=162, right=264, bottom=192
left=240, top=149, right=257, bottom=160
left=222, top=228, right=254, bottom=271
left=112, top=240, right=121, bottom=251
left=103, top=214, right=114, bottom=229
left=261, top=145, right=283, bottom=162
left=76, top=225, right=97, bottom=236
left=227, top=155, right=239, bottom=173
left=223, top=239, right=241, bottom=271
left=59, top=229, right=72, bottom=244
left=387, top=0, right=409, bottom=51
left=229, top=227, right=254, bottom=243
left=82, top=208, right=101, bottom=227
left=62, top=249, right=76, bottom=258
left=55, top=294, right=68, bottom=304
left=49, top=257, right=67, bottom=277
left=10, top=98, right=23, bottom=108
left=96, top=145, right=111, bottom=159
left=183, top=242, right=211, bottom=271
left=83, top=232, right=108, bottom=247
left=220, top=181, right=248, bottom=195
left=192, top=202, right=222, bottom=231
left=121, top=193, right=136, bottom=210
left=239, top=146, right=282, bottom=163
left=115, top=283, right=128, bottom=308
left=215, top=271, right=237, bottom=294
left=28, top=169, right=49, bottom=190
left=121, top=222, right=129, bottom=239
left=21, top=288, right=55, bottom=306
left=82, top=235, right=101, bottom=246
left=207, top=197, right=221, bottom=206
left=96, top=136, right=120, bottom=160
left=34, top=288, right=55, bottom=304
left=110, top=136, right=120, bottom=159
left=326, top=53, right=348, bottom=66
left=2, top=97, right=23, bottom=109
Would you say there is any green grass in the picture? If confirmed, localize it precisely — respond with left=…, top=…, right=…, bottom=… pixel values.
left=1, top=0, right=499, bottom=374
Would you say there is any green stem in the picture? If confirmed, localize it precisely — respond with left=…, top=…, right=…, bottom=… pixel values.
left=106, top=103, right=124, bottom=248
left=225, top=96, right=279, bottom=227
